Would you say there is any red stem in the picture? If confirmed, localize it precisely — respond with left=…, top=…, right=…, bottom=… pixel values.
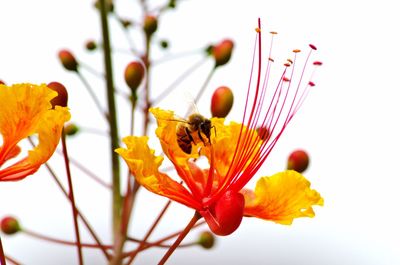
left=23, top=229, right=113, bottom=249
left=61, top=132, right=84, bottom=265
left=125, top=200, right=172, bottom=264
left=0, top=235, right=6, bottom=265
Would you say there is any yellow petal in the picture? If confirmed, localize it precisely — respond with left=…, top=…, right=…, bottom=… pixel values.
left=116, top=136, right=202, bottom=209
left=242, top=170, right=323, bottom=225
left=0, top=84, right=70, bottom=181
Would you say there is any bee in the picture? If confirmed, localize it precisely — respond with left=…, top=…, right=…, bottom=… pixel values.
left=176, top=113, right=213, bottom=154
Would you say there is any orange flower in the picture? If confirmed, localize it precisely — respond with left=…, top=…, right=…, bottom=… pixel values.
left=117, top=19, right=323, bottom=235
left=0, top=83, right=70, bottom=181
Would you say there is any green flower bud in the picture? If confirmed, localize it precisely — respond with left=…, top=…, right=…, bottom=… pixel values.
left=64, top=123, right=80, bottom=136
left=197, top=231, right=215, bottom=249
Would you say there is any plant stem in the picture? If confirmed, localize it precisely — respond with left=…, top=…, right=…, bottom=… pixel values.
left=23, top=229, right=113, bottom=249
left=142, top=35, right=152, bottom=136
left=28, top=137, right=111, bottom=260
left=125, top=200, right=172, bottom=264
left=157, top=211, right=201, bottom=265
left=61, top=132, right=84, bottom=265
left=0, top=235, right=6, bottom=265
left=98, top=0, right=122, bottom=248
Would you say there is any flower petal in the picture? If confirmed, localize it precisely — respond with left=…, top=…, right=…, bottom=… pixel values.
left=242, top=170, right=323, bottom=225
left=116, top=136, right=202, bottom=209
left=0, top=84, right=70, bottom=181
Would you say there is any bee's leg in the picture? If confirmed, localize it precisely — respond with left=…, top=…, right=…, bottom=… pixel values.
left=197, top=127, right=207, bottom=145
left=185, top=127, right=196, bottom=144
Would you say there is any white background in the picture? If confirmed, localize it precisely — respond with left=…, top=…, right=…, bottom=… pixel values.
left=1, top=0, right=400, bottom=264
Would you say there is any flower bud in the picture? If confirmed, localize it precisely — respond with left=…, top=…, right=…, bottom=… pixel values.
left=212, top=39, right=234, bottom=67
left=64, top=123, right=80, bottom=136
left=168, top=0, right=176, bottom=8
left=1, top=216, right=20, bottom=235
left=124, top=61, right=145, bottom=93
left=287, top=149, right=310, bottom=173
left=85, top=40, right=97, bottom=51
left=120, top=19, right=132, bottom=28
left=197, top=231, right=215, bottom=249
left=94, top=0, right=114, bottom=12
left=256, top=126, right=270, bottom=141
left=211, top=86, right=234, bottom=118
left=47, top=82, right=68, bottom=108
left=160, top=40, right=169, bottom=49
left=0, top=80, right=5, bottom=85
left=58, top=50, right=78, bottom=72
left=143, top=15, right=158, bottom=37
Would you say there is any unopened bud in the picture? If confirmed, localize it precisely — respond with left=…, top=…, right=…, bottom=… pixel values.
left=94, top=0, right=114, bottom=12
left=256, top=126, right=270, bottom=141
left=47, top=82, right=68, bottom=108
left=160, top=40, right=169, bottom=49
left=1, top=216, right=20, bottom=235
left=211, top=86, right=234, bottom=118
left=0, top=80, right=5, bottom=85
left=85, top=40, right=97, bottom=51
left=197, top=231, right=215, bottom=249
left=168, top=0, right=176, bottom=8
left=143, top=15, right=158, bottom=37
left=64, top=123, right=80, bottom=136
left=58, top=50, right=78, bottom=72
left=120, top=19, right=132, bottom=28
left=287, top=149, right=309, bottom=173
left=212, top=39, right=234, bottom=67
left=124, top=61, right=145, bottom=93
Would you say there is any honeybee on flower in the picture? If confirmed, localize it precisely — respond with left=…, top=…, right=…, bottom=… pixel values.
left=116, top=18, right=323, bottom=238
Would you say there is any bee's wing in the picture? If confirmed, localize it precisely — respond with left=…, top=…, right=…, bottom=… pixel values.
left=182, top=91, right=200, bottom=117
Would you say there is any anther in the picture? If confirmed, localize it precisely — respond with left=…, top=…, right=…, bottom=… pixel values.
left=309, top=44, right=317, bottom=50
left=293, top=49, right=301, bottom=53
left=308, top=81, right=315, bottom=87
left=313, top=61, right=323, bottom=66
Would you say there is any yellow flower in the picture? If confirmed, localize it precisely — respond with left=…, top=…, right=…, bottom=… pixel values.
left=0, top=83, right=70, bottom=181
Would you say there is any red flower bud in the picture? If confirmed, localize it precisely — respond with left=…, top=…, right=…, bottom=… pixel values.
left=0, top=80, right=5, bottom=85
left=287, top=149, right=310, bottom=173
left=85, top=40, right=97, bottom=51
left=211, top=86, right=234, bottom=118
left=64, top=123, right=80, bottom=136
left=1, top=216, right=20, bottom=235
left=58, top=50, right=78, bottom=72
left=47, top=82, right=68, bottom=108
left=212, top=39, right=234, bottom=67
left=197, top=231, right=215, bottom=249
left=124, top=61, right=145, bottom=93
left=256, top=126, right=270, bottom=141
left=143, top=15, right=158, bottom=37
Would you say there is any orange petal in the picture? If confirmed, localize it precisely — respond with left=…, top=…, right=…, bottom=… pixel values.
left=116, top=136, right=202, bottom=209
left=0, top=84, right=70, bottom=181
left=242, top=170, right=323, bottom=225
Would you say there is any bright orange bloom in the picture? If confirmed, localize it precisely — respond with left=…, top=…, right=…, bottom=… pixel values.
left=0, top=83, right=70, bottom=181
left=117, top=19, right=323, bottom=235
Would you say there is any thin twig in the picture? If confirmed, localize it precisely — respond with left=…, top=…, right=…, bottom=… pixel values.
left=61, top=132, right=84, bottom=265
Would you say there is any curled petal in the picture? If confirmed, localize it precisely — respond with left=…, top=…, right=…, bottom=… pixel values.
left=0, top=84, right=70, bottom=181
left=242, top=170, right=323, bottom=225
left=116, top=136, right=201, bottom=209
